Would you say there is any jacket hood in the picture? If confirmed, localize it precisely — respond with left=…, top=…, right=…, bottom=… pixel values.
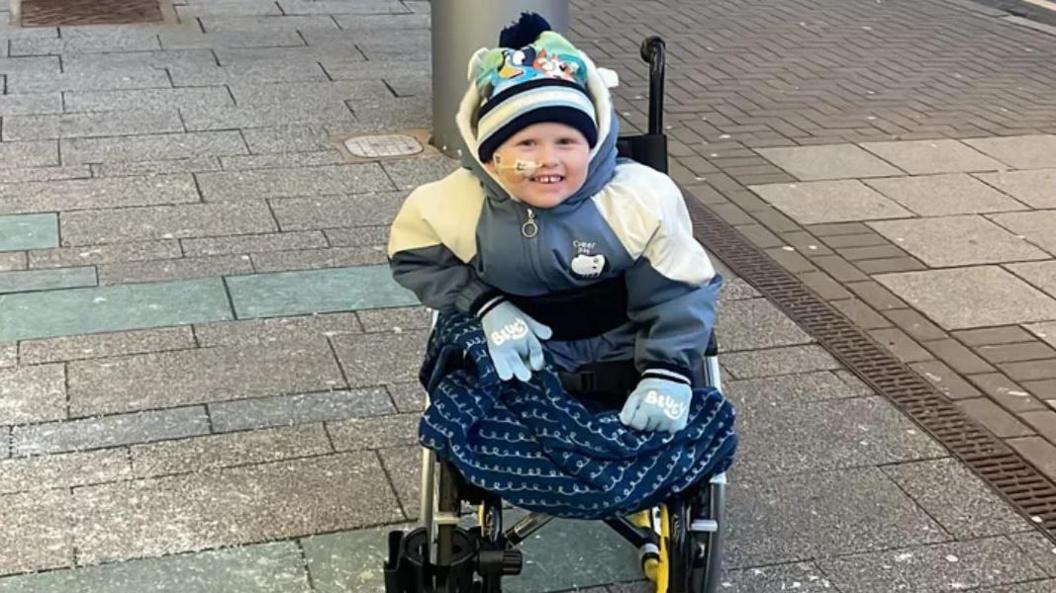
left=455, top=46, right=619, bottom=213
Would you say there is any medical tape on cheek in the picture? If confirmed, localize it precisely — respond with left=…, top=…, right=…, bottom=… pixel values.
left=493, top=154, right=541, bottom=178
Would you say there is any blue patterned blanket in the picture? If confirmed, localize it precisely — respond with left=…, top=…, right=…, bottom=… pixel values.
left=417, top=314, right=737, bottom=520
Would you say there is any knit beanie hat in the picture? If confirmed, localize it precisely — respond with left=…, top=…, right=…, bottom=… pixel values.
left=471, top=13, right=598, bottom=163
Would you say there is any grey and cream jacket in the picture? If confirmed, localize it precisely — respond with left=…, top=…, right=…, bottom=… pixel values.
left=387, top=51, right=721, bottom=385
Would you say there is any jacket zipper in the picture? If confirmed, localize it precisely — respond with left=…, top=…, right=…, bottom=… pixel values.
left=521, top=207, right=538, bottom=238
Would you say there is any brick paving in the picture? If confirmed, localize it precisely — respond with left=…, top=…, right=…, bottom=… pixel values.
left=0, top=0, right=1055, bottom=590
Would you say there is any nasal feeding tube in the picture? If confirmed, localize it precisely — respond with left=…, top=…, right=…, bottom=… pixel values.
left=492, top=154, right=541, bottom=178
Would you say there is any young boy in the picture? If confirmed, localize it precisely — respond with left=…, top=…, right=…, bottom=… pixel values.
left=387, top=14, right=721, bottom=434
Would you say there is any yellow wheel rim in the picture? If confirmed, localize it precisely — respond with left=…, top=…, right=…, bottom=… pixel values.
left=657, top=505, right=670, bottom=593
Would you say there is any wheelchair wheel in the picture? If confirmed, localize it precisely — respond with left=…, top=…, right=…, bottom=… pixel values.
left=640, top=492, right=714, bottom=593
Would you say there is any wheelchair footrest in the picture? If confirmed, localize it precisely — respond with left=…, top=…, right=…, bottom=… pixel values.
left=384, top=527, right=523, bottom=593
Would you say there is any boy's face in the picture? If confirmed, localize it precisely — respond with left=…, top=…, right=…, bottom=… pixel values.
left=485, top=122, right=590, bottom=209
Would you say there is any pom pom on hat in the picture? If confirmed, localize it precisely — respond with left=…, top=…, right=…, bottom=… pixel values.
left=472, top=12, right=598, bottom=162
left=499, top=12, right=552, bottom=48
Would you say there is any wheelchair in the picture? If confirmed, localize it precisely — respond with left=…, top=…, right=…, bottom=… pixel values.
left=384, top=37, right=729, bottom=593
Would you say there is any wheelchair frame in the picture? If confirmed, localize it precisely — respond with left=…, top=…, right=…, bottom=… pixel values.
left=384, top=37, right=729, bottom=593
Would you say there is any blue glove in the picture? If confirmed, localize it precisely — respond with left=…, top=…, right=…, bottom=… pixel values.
left=480, top=300, right=552, bottom=382
left=619, top=377, right=692, bottom=433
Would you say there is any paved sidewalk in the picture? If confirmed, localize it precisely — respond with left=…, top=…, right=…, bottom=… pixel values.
left=0, top=0, right=1055, bottom=591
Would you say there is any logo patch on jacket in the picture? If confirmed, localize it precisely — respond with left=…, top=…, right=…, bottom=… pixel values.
left=570, top=240, right=605, bottom=279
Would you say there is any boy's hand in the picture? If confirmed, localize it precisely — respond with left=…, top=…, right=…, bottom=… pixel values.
left=619, top=378, right=691, bottom=433
left=479, top=301, right=552, bottom=382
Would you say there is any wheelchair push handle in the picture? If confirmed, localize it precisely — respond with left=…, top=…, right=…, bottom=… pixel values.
left=640, top=36, right=666, bottom=135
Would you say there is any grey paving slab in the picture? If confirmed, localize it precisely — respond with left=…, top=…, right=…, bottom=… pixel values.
left=719, top=344, right=842, bottom=378
left=60, top=48, right=217, bottom=72
left=131, top=423, right=331, bottom=478
left=865, top=173, right=1029, bottom=216
left=196, top=163, right=394, bottom=201
left=716, top=298, right=814, bottom=351
left=301, top=526, right=414, bottom=593
left=159, top=27, right=307, bottom=50
left=91, top=157, right=223, bottom=177
left=282, top=0, right=411, bottom=15
left=70, top=452, right=403, bottom=565
left=63, top=87, right=235, bottom=113
left=323, top=57, right=430, bottom=82
left=868, top=215, right=1049, bottom=266
left=0, top=213, right=57, bottom=252
left=981, top=582, right=1056, bottom=593
left=323, top=225, right=390, bottom=248
left=226, top=264, right=419, bottom=319
left=62, top=131, right=248, bottom=165
left=0, top=448, right=130, bottom=495
left=0, top=489, right=72, bottom=576
left=356, top=305, right=431, bottom=333
left=181, top=102, right=356, bottom=131
left=730, top=394, right=944, bottom=479
left=720, top=563, right=835, bottom=593
left=20, top=326, right=195, bottom=365
left=876, top=267, right=1056, bottom=330
left=0, top=56, right=58, bottom=75
left=193, top=312, right=362, bottom=347
left=169, top=61, right=330, bottom=86
left=12, top=406, right=211, bottom=457
left=726, top=370, right=873, bottom=404
left=209, top=387, right=394, bottom=432
left=725, top=467, right=948, bottom=568
left=0, top=140, right=58, bottom=169
left=0, top=165, right=91, bottom=183
left=0, top=252, right=26, bottom=272
left=385, top=382, right=426, bottom=413
left=965, top=135, right=1056, bottom=169
left=1008, top=531, right=1056, bottom=578
left=0, top=363, right=66, bottom=425
left=861, top=139, right=1008, bottom=174
left=881, top=458, right=1031, bottom=538
left=6, top=67, right=170, bottom=94
left=200, top=14, right=340, bottom=32
left=182, top=231, right=328, bottom=257
left=227, top=79, right=391, bottom=107
left=0, top=266, right=96, bottom=294
left=0, top=541, right=311, bottom=593
left=0, top=174, right=199, bottom=215
left=0, top=343, right=16, bottom=368
left=97, top=254, right=253, bottom=285
left=819, top=537, right=1046, bottom=593
left=219, top=150, right=346, bottom=171
left=60, top=201, right=277, bottom=245
left=380, top=156, right=462, bottom=190
left=755, top=143, right=904, bottom=180
left=270, top=191, right=408, bottom=230
left=346, top=94, right=431, bottom=131
left=975, top=169, right=1056, bottom=209
left=212, top=45, right=347, bottom=66
left=0, top=92, right=63, bottom=116
left=0, top=278, right=233, bottom=342
left=175, top=0, right=284, bottom=17
left=28, top=240, right=181, bottom=269
left=68, top=338, right=344, bottom=416
left=376, top=446, right=425, bottom=519
left=1008, top=261, right=1056, bottom=300
left=240, top=123, right=350, bottom=154
left=990, top=211, right=1056, bottom=255
left=3, top=109, right=183, bottom=142
left=328, top=412, right=419, bottom=451
left=250, top=245, right=387, bottom=272
left=329, top=329, right=428, bottom=386
left=749, top=179, right=913, bottom=224
left=10, top=31, right=160, bottom=55
left=1026, top=322, right=1056, bottom=349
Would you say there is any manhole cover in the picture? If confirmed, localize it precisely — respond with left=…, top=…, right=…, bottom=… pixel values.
left=18, top=0, right=167, bottom=26
left=344, top=134, right=423, bottom=159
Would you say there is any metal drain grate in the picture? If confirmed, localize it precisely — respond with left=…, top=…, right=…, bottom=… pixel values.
left=18, top=0, right=165, bottom=26
left=683, top=193, right=1056, bottom=541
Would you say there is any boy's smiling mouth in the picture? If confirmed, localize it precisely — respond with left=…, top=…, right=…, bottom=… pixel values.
left=530, top=174, right=565, bottom=184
